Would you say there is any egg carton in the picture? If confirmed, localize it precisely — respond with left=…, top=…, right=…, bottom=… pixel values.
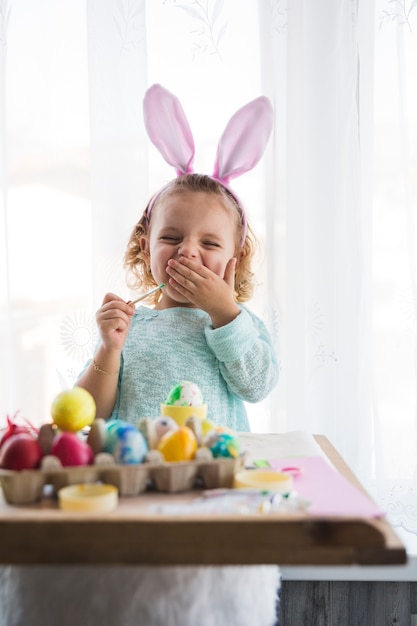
left=0, top=453, right=246, bottom=506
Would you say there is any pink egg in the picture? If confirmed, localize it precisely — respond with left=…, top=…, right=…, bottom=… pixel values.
left=154, top=416, right=178, bottom=442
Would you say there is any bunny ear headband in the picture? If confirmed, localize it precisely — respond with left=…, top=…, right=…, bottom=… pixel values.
left=143, top=83, right=273, bottom=247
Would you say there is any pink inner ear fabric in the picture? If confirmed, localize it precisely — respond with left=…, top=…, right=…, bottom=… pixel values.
left=212, top=97, right=274, bottom=184
left=143, top=84, right=195, bottom=176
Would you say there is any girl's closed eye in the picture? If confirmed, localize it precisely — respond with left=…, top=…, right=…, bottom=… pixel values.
left=203, top=240, right=221, bottom=248
left=160, top=235, right=181, bottom=243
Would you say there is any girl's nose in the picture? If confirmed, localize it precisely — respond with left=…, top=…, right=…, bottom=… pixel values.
left=177, top=240, right=199, bottom=258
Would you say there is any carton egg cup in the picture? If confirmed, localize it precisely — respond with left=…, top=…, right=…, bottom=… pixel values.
left=0, top=452, right=245, bottom=505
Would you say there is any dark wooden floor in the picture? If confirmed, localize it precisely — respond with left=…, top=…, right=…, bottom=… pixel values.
left=280, top=580, right=417, bottom=626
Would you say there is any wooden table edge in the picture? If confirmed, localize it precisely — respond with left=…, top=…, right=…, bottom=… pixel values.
left=0, top=433, right=408, bottom=567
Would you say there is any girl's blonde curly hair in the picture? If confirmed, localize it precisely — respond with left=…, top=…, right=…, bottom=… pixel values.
left=124, top=173, right=258, bottom=305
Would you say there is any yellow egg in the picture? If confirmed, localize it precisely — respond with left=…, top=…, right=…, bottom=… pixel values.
left=157, top=426, right=197, bottom=462
left=201, top=419, right=233, bottom=436
left=201, top=419, right=216, bottom=436
left=51, top=387, right=96, bottom=432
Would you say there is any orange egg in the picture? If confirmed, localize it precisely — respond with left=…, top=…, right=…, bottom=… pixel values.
left=157, top=426, right=197, bottom=462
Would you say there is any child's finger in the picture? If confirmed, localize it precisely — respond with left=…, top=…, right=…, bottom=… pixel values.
left=101, top=292, right=125, bottom=305
left=223, top=257, right=237, bottom=289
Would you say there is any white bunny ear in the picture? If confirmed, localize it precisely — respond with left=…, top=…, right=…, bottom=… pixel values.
left=212, top=96, right=273, bottom=184
left=143, top=84, right=195, bottom=176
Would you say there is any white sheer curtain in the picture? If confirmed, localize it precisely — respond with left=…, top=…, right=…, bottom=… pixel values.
left=1, top=0, right=417, bottom=539
left=276, top=1, right=372, bottom=474
left=372, top=0, right=417, bottom=535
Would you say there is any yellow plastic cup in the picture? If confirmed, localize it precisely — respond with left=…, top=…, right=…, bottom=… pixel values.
left=160, top=403, right=208, bottom=427
left=58, top=483, right=118, bottom=512
left=233, top=470, right=293, bottom=494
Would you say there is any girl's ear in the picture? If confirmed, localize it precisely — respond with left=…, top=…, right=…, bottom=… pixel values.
left=139, top=234, right=149, bottom=252
left=139, top=234, right=151, bottom=266
left=235, top=247, right=246, bottom=269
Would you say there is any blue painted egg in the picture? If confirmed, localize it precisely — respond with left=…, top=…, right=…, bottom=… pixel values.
left=104, top=419, right=148, bottom=464
left=209, top=432, right=240, bottom=459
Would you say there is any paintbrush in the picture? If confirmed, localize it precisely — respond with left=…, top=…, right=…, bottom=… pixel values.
left=129, top=283, right=165, bottom=306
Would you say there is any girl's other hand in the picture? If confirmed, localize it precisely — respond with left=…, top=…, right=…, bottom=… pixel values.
left=166, top=257, right=240, bottom=328
left=96, top=293, right=135, bottom=351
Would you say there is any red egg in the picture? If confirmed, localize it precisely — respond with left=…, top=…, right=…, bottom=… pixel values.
left=0, top=433, right=42, bottom=470
left=51, top=432, right=94, bottom=467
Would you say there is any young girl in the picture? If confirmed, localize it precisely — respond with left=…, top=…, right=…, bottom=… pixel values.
left=75, top=85, right=281, bottom=626
left=77, top=173, right=278, bottom=432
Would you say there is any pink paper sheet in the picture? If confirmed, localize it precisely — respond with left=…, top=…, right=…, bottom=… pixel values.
left=268, top=456, right=384, bottom=518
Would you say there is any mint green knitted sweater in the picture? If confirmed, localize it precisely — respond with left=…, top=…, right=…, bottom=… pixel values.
left=100, top=304, right=278, bottom=432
